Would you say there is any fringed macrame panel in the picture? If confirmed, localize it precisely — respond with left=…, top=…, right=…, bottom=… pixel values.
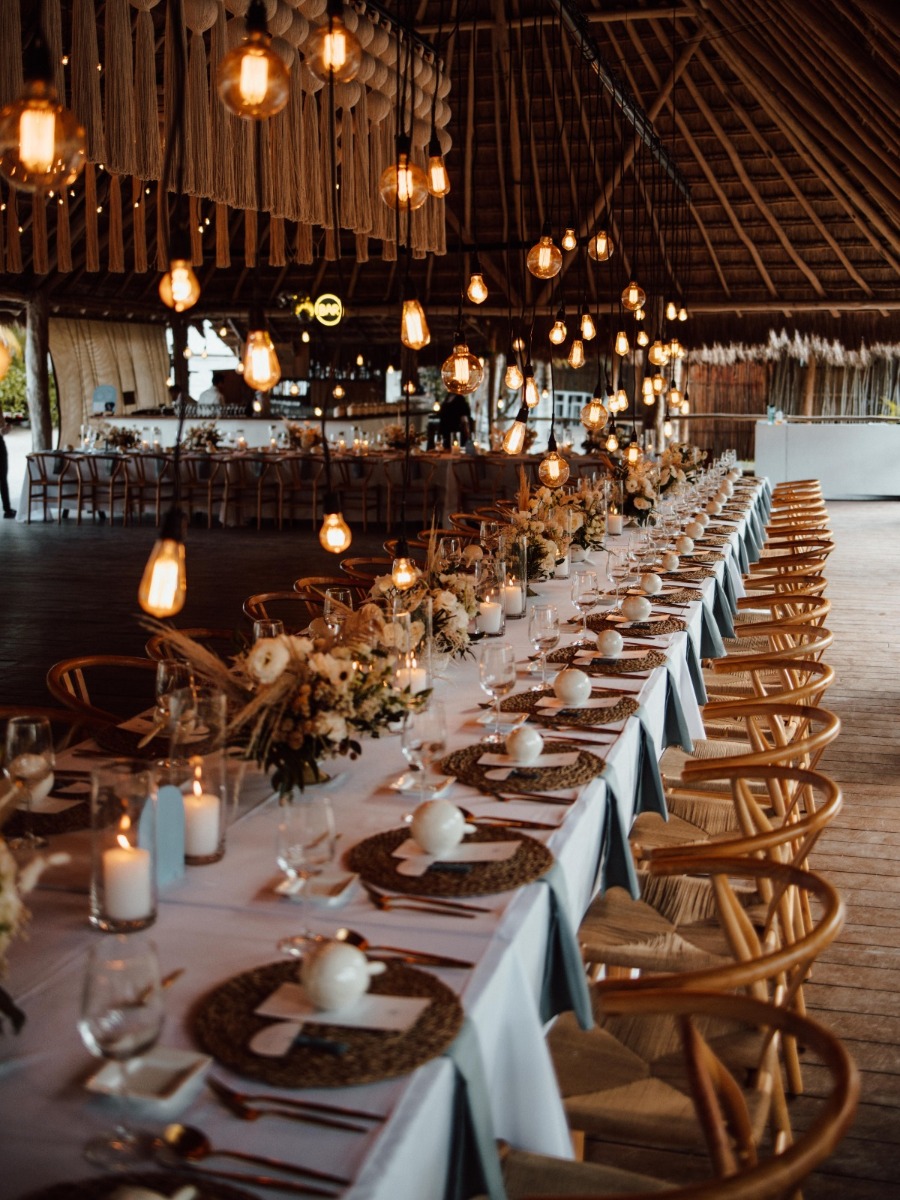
left=132, top=177, right=148, bottom=272
left=32, top=196, right=50, bottom=275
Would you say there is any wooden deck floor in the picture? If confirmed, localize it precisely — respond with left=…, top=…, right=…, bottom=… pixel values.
left=1, top=500, right=898, bottom=1194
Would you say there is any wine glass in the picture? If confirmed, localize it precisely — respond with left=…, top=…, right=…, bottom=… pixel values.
left=4, top=716, right=54, bottom=850
left=154, top=660, right=192, bottom=727
left=607, top=548, right=634, bottom=606
left=401, top=700, right=448, bottom=804
left=323, top=588, right=353, bottom=636
left=436, top=536, right=462, bottom=573
left=276, top=794, right=338, bottom=927
left=480, top=520, right=500, bottom=559
left=252, top=619, right=285, bottom=640
left=478, top=641, right=517, bottom=745
left=77, top=937, right=164, bottom=1168
left=528, top=604, right=559, bottom=690
left=570, top=569, right=600, bottom=645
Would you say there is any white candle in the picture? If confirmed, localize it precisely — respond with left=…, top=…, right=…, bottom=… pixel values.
left=607, top=513, right=623, bottom=535
left=503, top=584, right=524, bottom=616
left=184, top=789, right=221, bottom=858
left=478, top=601, right=503, bottom=634
left=103, top=842, right=153, bottom=921
left=554, top=551, right=570, bottom=579
left=396, top=667, right=429, bottom=694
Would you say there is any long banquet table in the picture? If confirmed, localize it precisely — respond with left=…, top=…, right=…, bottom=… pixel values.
left=0, top=483, right=767, bottom=1200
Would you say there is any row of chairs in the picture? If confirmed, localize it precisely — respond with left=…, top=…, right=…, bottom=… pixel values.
left=486, top=477, right=858, bottom=1198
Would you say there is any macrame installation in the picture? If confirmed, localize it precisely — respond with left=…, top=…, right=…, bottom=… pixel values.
left=0, top=0, right=452, bottom=275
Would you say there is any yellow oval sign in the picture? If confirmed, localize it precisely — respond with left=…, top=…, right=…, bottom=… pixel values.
left=314, top=293, right=343, bottom=327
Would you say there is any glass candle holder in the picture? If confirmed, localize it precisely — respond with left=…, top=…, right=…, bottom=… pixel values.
left=501, top=541, right=527, bottom=619
left=476, top=579, right=506, bottom=637
left=391, top=606, right=432, bottom=696
left=168, top=687, right=228, bottom=866
left=90, top=763, right=157, bottom=932
left=606, top=480, right=624, bottom=535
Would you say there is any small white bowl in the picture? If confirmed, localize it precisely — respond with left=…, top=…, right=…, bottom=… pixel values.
left=85, top=1046, right=211, bottom=1118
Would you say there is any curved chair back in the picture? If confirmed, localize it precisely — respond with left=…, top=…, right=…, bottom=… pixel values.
left=46, top=655, right=159, bottom=724
left=144, top=627, right=237, bottom=662
left=243, top=592, right=322, bottom=632
left=682, top=702, right=840, bottom=776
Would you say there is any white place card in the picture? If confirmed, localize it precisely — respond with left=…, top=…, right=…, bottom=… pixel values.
left=18, top=794, right=82, bottom=815
left=255, top=981, right=431, bottom=1033
left=477, top=751, right=580, bottom=768
left=392, top=836, right=520, bottom=876
left=535, top=696, right=621, bottom=712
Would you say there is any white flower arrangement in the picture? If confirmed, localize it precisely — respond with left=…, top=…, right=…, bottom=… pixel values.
left=370, top=572, right=475, bottom=660
left=283, top=421, right=323, bottom=451
left=658, top=442, right=707, bottom=491
left=181, top=422, right=223, bottom=453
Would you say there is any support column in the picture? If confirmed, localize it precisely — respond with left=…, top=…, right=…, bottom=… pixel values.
left=171, top=317, right=189, bottom=401
left=25, top=286, right=52, bottom=450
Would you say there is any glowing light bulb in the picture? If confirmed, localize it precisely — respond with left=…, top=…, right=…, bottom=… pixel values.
left=138, top=511, right=186, bottom=618
left=441, top=339, right=484, bottom=395
left=636, top=329, right=649, bottom=348
left=648, top=340, right=670, bottom=367
left=634, top=307, right=646, bottom=321
left=426, top=143, right=451, bottom=197
left=0, top=35, right=85, bottom=191
left=615, top=387, right=628, bottom=412
left=159, top=258, right=201, bottom=313
left=379, top=137, right=428, bottom=211
left=539, top=447, right=569, bottom=488
left=548, top=308, right=567, bottom=346
left=561, top=226, right=577, bottom=251
left=586, top=229, right=613, bottom=261
left=620, top=281, right=646, bottom=312
left=301, top=330, right=310, bottom=344
left=642, top=377, right=655, bottom=404
left=666, top=300, right=678, bottom=321
left=670, top=338, right=685, bottom=359
left=243, top=327, right=280, bottom=391
left=626, top=441, right=642, bottom=465
left=319, top=497, right=352, bottom=553
left=333, top=383, right=345, bottom=400
left=502, top=404, right=529, bottom=454
left=580, top=393, right=608, bottom=430
left=652, top=372, right=666, bottom=395
left=391, top=546, right=418, bottom=590
left=466, top=268, right=488, bottom=305
left=216, top=1, right=289, bottom=119
left=580, top=307, right=596, bottom=341
left=505, top=361, right=524, bottom=390
left=614, top=330, right=630, bottom=356
left=306, top=2, right=362, bottom=83
left=678, top=307, right=688, bottom=322
left=400, top=295, right=430, bottom=350
left=523, top=366, right=540, bottom=409
left=526, top=223, right=562, bottom=279
left=668, top=383, right=684, bottom=408
left=605, top=429, right=619, bottom=452
left=568, top=339, right=585, bottom=369
left=663, top=418, right=674, bottom=437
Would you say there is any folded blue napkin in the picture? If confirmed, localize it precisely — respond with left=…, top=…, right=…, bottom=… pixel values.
left=711, top=579, right=736, bottom=639
left=663, top=665, right=694, bottom=753
left=444, top=1019, right=509, bottom=1200
left=537, top=863, right=593, bottom=1030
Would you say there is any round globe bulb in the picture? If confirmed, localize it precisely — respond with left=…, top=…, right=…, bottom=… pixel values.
left=648, top=340, right=670, bottom=367
left=379, top=153, right=428, bottom=211
left=217, top=32, right=290, bottom=119
left=586, top=229, right=613, bottom=261
left=0, top=79, right=85, bottom=192
left=620, top=281, right=646, bottom=312
left=539, top=451, right=569, bottom=488
left=441, top=342, right=484, bottom=395
left=306, top=12, right=362, bottom=83
left=158, top=259, right=201, bottom=313
left=526, top=234, right=562, bottom=280
left=580, top=398, right=608, bottom=430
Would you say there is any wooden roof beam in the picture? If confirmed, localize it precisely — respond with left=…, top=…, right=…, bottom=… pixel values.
left=416, top=7, right=696, bottom=35
left=688, top=298, right=900, bottom=313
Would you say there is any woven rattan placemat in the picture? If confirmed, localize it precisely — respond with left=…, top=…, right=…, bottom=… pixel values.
left=586, top=613, right=687, bottom=637
left=499, top=687, right=639, bottom=725
left=440, top=740, right=603, bottom=797
left=22, top=1173, right=257, bottom=1200
left=192, top=960, right=463, bottom=1089
left=546, top=645, right=667, bottom=673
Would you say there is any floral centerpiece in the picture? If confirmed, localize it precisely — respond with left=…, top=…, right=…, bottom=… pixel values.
left=283, top=421, right=324, bottom=452
left=94, top=422, right=142, bottom=451
left=382, top=423, right=422, bottom=451
left=658, top=442, right=707, bottom=491
left=151, top=608, right=413, bottom=796
left=610, top=454, right=659, bottom=523
left=369, top=550, right=476, bottom=661
left=498, top=470, right=568, bottom=581
left=181, top=422, right=223, bottom=453
left=559, top=479, right=607, bottom=550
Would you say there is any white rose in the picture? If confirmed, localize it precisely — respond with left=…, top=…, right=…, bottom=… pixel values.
left=247, top=637, right=290, bottom=684
left=634, top=496, right=651, bottom=510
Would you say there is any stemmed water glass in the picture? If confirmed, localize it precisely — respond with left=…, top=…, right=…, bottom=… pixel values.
left=276, top=794, right=338, bottom=925
left=528, top=604, right=560, bottom=690
left=570, top=569, right=600, bottom=645
left=436, top=536, right=462, bottom=574
left=480, top=520, right=500, bottom=559
left=154, top=660, right=192, bottom=727
left=77, top=937, right=164, bottom=1168
left=3, top=715, right=54, bottom=850
left=252, top=619, right=285, bottom=640
left=401, top=700, right=448, bottom=804
left=478, top=641, right=517, bottom=744
left=323, top=587, right=353, bottom=637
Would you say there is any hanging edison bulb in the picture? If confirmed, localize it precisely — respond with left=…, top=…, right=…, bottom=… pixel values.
left=243, top=319, right=281, bottom=391
left=678, top=306, right=688, bottom=322
left=138, top=510, right=186, bottom=618
left=379, top=135, right=428, bottom=211
left=306, top=0, right=362, bottom=83
left=441, top=336, right=484, bottom=395
left=466, top=258, right=488, bottom=304
left=652, top=372, right=666, bottom=395
left=580, top=385, right=608, bottom=430
left=217, top=0, right=290, bottom=119
left=670, top=338, right=685, bottom=359
left=580, top=306, right=596, bottom=341
left=620, top=281, right=646, bottom=312
left=538, top=432, right=570, bottom=488
left=663, top=417, right=674, bottom=438
left=625, top=439, right=642, bottom=466
left=504, top=358, right=523, bottom=390
left=426, top=131, right=450, bottom=197
left=332, top=383, right=346, bottom=400
left=641, top=377, right=655, bottom=404
left=523, top=364, right=540, bottom=409
left=615, top=387, right=628, bottom=412
left=0, top=34, right=85, bottom=192
left=668, top=381, right=684, bottom=409
left=665, top=300, right=678, bottom=322
left=567, top=339, right=585, bottom=369
left=614, top=330, right=630, bottom=356
left=561, top=226, right=577, bottom=252
left=158, top=255, right=201, bottom=313
left=526, top=221, right=562, bottom=279
left=648, top=339, right=670, bottom=367
left=502, top=403, right=530, bottom=454
left=586, top=229, right=613, bottom=261
left=319, top=492, right=352, bottom=553
left=391, top=538, right=418, bottom=590
left=605, top=426, right=619, bottom=452
left=548, top=307, right=567, bottom=346
left=634, top=307, right=646, bottom=322
left=400, top=287, right=430, bottom=350
left=636, top=329, right=649, bottom=348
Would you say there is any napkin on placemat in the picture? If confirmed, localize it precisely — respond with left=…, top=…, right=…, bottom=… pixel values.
left=535, top=696, right=621, bottom=712
left=392, top=837, right=520, bottom=877
left=478, top=751, right=580, bottom=769
left=255, top=981, right=430, bottom=1033
left=537, top=863, right=593, bottom=1031
left=444, top=1020, right=508, bottom=1200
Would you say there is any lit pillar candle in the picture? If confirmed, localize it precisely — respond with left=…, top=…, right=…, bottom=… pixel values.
left=396, top=666, right=429, bottom=694
left=184, top=783, right=221, bottom=858
left=103, top=837, right=153, bottom=921
left=477, top=601, right=503, bottom=634
left=554, top=551, right=570, bottom=579
left=503, top=584, right=524, bottom=616
left=607, top=513, right=624, bottom=535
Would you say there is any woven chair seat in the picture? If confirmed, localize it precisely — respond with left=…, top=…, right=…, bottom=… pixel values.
left=579, top=887, right=735, bottom=968
left=483, top=1145, right=670, bottom=1197
left=721, top=634, right=771, bottom=654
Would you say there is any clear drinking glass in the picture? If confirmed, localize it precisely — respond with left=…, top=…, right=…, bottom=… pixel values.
left=154, top=661, right=192, bottom=726
left=478, top=641, right=517, bottom=744
left=323, top=588, right=353, bottom=636
left=480, top=520, right=500, bottom=559
left=401, top=700, right=448, bottom=804
left=3, top=715, right=54, bottom=850
left=252, top=619, right=285, bottom=640
left=529, top=603, right=560, bottom=690
left=275, top=794, right=337, bottom=918
left=77, top=937, right=164, bottom=1168
left=436, top=536, right=462, bottom=573
left=570, top=569, right=600, bottom=645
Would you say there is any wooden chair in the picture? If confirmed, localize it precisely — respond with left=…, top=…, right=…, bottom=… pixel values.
left=242, top=592, right=322, bottom=633
left=144, top=627, right=238, bottom=662
left=491, top=990, right=858, bottom=1200
left=24, top=451, right=81, bottom=524
left=384, top=456, right=439, bottom=528
left=450, top=457, right=503, bottom=509
left=334, top=457, right=381, bottom=531
left=72, top=453, right=127, bottom=523
left=294, top=576, right=372, bottom=606
left=46, top=655, right=159, bottom=724
left=221, top=454, right=281, bottom=529
left=448, top=511, right=484, bottom=536
left=277, top=453, right=325, bottom=529
left=122, top=452, right=174, bottom=526
left=0, top=704, right=109, bottom=752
